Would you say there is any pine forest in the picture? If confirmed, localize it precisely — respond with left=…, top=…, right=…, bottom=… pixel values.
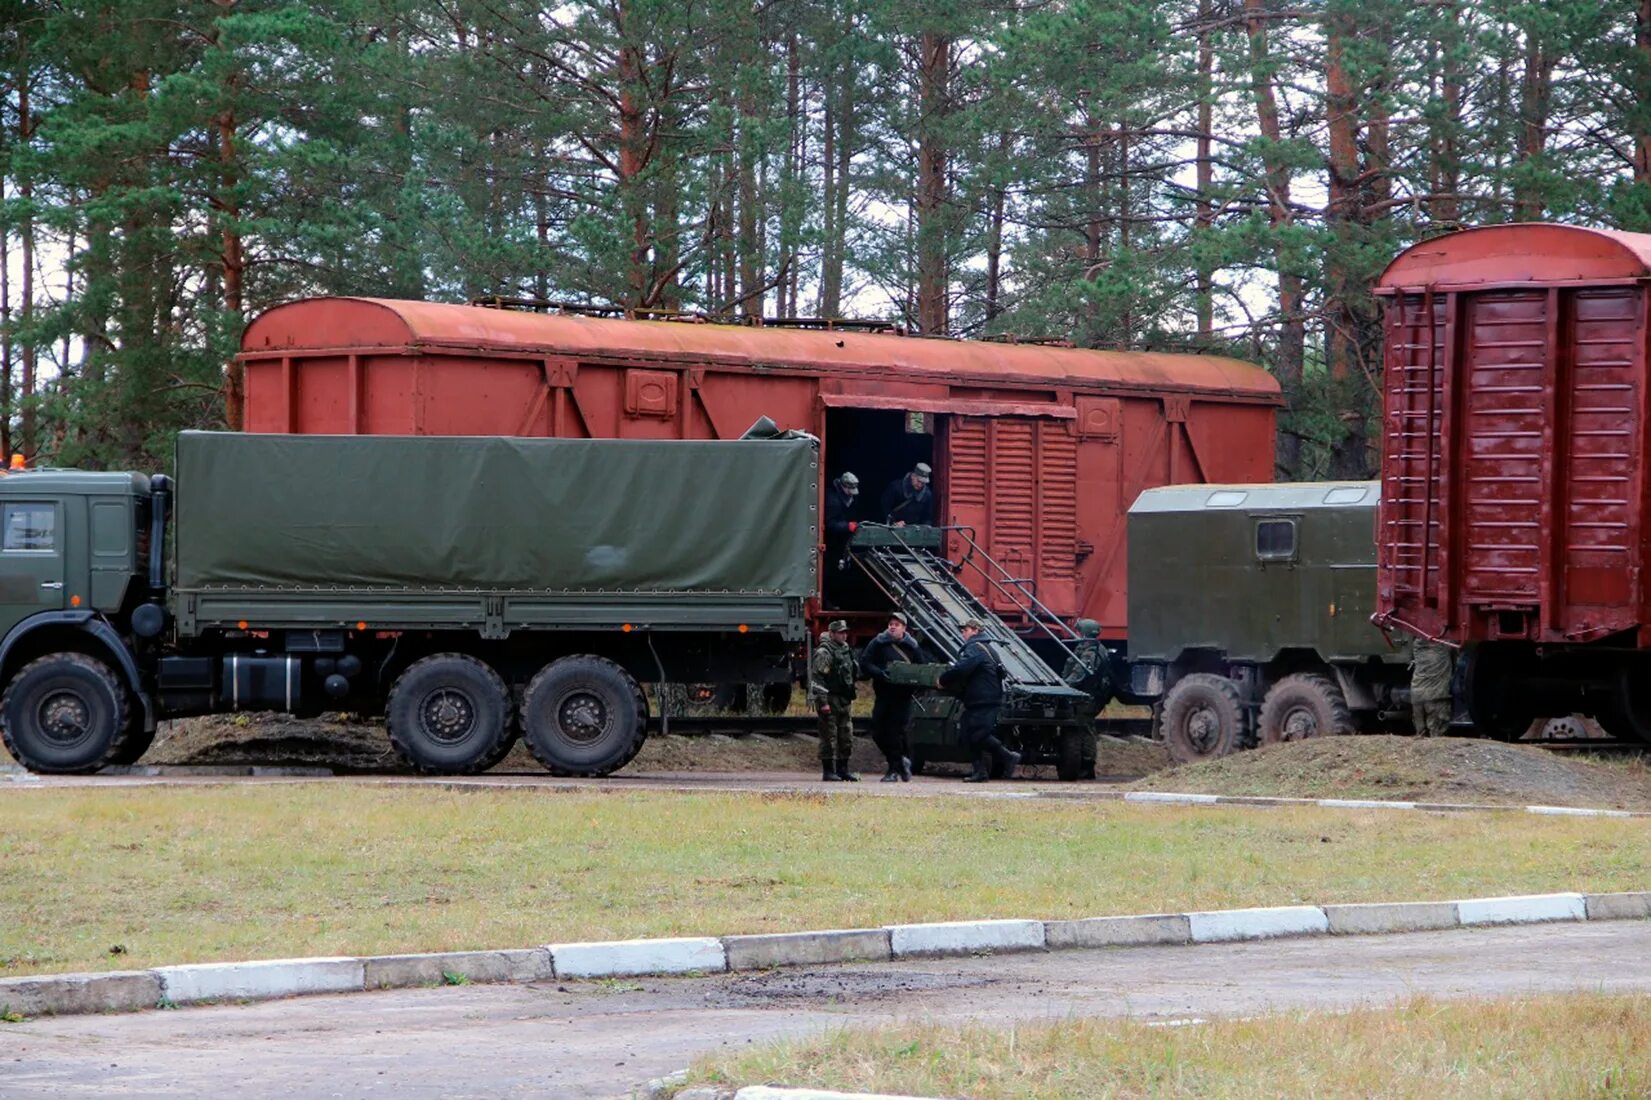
left=1, top=0, right=1647, bottom=475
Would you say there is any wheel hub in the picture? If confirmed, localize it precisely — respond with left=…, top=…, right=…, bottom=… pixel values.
left=421, top=688, right=476, bottom=744
left=1280, top=706, right=1318, bottom=741
left=1186, top=706, right=1219, bottom=752
left=38, top=690, right=91, bottom=746
left=558, top=691, right=610, bottom=744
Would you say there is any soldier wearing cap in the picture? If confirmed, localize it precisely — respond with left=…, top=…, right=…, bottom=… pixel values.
left=859, top=610, right=926, bottom=781
left=938, top=618, right=1019, bottom=782
left=811, top=619, right=860, bottom=781
left=881, top=462, right=935, bottom=527
left=1060, top=619, right=1112, bottom=779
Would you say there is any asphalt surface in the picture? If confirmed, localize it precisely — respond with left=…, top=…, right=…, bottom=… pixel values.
left=8, top=921, right=1651, bottom=1099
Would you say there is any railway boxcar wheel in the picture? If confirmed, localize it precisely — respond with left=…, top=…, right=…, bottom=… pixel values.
left=0, top=653, right=133, bottom=773
left=523, top=655, right=647, bottom=777
left=1257, top=673, right=1353, bottom=745
left=386, top=654, right=513, bottom=774
left=1159, top=674, right=1246, bottom=762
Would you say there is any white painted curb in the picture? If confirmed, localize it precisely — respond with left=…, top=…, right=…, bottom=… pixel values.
left=1124, top=791, right=1220, bottom=805
left=1187, top=905, right=1329, bottom=943
left=1456, top=892, right=1587, bottom=926
left=156, top=957, right=363, bottom=1004
left=736, top=1088, right=944, bottom=1100
left=1526, top=805, right=1633, bottom=818
left=888, top=918, right=1045, bottom=958
left=550, top=936, right=726, bottom=978
left=1318, top=798, right=1417, bottom=810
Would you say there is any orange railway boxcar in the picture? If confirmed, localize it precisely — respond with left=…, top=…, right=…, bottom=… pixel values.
left=239, top=298, right=1281, bottom=642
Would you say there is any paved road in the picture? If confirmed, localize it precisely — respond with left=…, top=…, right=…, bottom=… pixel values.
left=8, top=922, right=1650, bottom=1099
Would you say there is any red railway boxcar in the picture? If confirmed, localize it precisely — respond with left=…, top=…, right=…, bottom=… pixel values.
left=1375, top=223, right=1651, bottom=740
left=238, top=299, right=1280, bottom=643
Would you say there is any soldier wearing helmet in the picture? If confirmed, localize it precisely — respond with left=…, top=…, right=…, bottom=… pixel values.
left=1060, top=618, right=1113, bottom=779
left=811, top=619, right=860, bottom=781
left=881, top=462, right=935, bottom=527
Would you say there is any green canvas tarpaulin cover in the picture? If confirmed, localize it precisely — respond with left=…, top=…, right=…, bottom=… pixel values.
left=174, top=432, right=819, bottom=595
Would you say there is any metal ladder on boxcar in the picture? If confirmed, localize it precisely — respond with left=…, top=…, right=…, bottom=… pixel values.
left=847, top=524, right=1086, bottom=707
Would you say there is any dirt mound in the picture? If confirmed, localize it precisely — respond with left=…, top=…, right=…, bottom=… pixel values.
left=147, top=714, right=890, bottom=775
left=1129, top=735, right=1651, bottom=810
left=144, top=715, right=1174, bottom=780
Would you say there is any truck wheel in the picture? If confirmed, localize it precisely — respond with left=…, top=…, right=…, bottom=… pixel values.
left=1, top=654, right=133, bottom=773
left=107, top=716, right=156, bottom=767
left=1160, top=674, right=1246, bottom=763
left=522, top=655, right=647, bottom=777
left=1257, top=673, right=1353, bottom=745
left=385, top=654, right=513, bottom=774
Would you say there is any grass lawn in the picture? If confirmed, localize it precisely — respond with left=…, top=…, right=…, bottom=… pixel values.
left=2, top=784, right=1648, bottom=975
left=672, top=994, right=1651, bottom=1099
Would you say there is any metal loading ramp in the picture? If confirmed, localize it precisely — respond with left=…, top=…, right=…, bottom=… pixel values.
left=848, top=524, right=1087, bottom=709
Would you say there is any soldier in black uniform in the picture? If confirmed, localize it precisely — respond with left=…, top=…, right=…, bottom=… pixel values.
left=822, top=472, right=860, bottom=607
left=810, top=619, right=860, bottom=781
left=938, top=618, right=1020, bottom=783
left=859, top=611, right=925, bottom=781
left=881, top=462, right=935, bottom=526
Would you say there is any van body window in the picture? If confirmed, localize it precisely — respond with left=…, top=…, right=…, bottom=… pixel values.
left=1255, top=518, right=1296, bottom=562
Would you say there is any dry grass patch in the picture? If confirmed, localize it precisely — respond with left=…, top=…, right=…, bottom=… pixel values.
left=678, top=994, right=1651, bottom=1098
left=2, top=784, right=1648, bottom=975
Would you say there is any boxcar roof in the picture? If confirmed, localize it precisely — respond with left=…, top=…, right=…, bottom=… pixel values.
left=1130, top=481, right=1378, bottom=514
left=1378, top=223, right=1651, bottom=290
left=240, top=297, right=1281, bottom=401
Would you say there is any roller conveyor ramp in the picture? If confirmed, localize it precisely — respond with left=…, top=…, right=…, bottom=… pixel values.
left=847, top=524, right=1087, bottom=709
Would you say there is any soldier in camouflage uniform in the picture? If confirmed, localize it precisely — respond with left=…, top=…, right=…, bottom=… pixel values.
left=1410, top=637, right=1454, bottom=737
left=1060, top=619, right=1112, bottom=779
left=811, top=619, right=860, bottom=781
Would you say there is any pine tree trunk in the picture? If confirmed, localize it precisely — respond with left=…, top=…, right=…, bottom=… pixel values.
left=1638, top=0, right=1651, bottom=183
left=17, top=61, right=36, bottom=457
left=915, top=31, right=949, bottom=335
left=1245, top=0, right=1303, bottom=478
left=616, top=2, right=650, bottom=308
left=1514, top=29, right=1554, bottom=221
left=1195, top=0, right=1214, bottom=340
left=984, top=131, right=1009, bottom=327
left=1431, top=3, right=1464, bottom=226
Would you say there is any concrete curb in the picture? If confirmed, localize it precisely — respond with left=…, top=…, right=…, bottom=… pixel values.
left=889, top=919, right=1045, bottom=958
left=5, top=889, right=1648, bottom=1020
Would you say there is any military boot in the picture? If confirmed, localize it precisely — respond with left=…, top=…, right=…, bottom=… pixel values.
left=983, top=735, right=1021, bottom=780
left=898, top=756, right=912, bottom=782
left=835, top=766, right=860, bottom=782
left=822, top=764, right=842, bottom=782
left=962, top=751, right=992, bottom=782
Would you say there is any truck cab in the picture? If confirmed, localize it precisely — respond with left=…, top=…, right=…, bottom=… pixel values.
left=0, top=467, right=159, bottom=772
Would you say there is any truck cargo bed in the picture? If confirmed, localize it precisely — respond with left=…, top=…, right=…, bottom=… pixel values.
left=172, top=433, right=818, bottom=640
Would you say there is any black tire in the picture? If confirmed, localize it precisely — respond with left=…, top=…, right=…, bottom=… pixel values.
left=522, top=655, right=647, bottom=777
left=1257, top=673, right=1353, bottom=745
left=1, top=653, right=132, bottom=773
left=385, top=654, right=513, bottom=774
left=1056, top=728, right=1085, bottom=781
left=759, top=682, right=795, bottom=715
left=1159, top=673, right=1246, bottom=763
left=107, top=716, right=156, bottom=767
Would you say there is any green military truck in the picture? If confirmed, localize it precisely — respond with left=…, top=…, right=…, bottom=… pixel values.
left=0, top=431, right=816, bottom=775
left=1125, top=481, right=1412, bottom=761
